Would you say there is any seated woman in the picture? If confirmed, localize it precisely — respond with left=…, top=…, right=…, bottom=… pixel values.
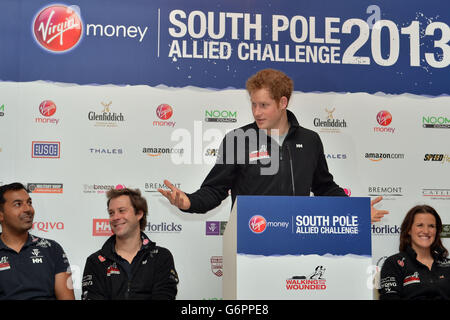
left=379, top=204, right=450, bottom=299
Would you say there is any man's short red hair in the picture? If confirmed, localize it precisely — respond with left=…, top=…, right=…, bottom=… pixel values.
left=246, top=69, right=294, bottom=104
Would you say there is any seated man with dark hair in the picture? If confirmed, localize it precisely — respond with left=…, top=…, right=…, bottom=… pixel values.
left=0, top=182, right=74, bottom=300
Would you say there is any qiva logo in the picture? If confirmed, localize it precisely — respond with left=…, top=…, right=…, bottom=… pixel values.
left=249, top=215, right=267, bottom=234
left=32, top=4, right=83, bottom=53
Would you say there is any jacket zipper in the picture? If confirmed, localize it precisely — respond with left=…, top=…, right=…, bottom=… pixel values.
left=125, top=280, right=131, bottom=299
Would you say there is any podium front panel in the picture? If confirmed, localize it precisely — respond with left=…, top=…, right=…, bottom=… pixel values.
left=235, top=196, right=372, bottom=299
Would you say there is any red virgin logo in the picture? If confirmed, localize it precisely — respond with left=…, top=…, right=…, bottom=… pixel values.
left=249, top=215, right=267, bottom=234
left=376, top=111, right=392, bottom=126
left=33, top=4, right=83, bottom=52
left=39, top=100, right=57, bottom=117
left=156, top=104, right=173, bottom=120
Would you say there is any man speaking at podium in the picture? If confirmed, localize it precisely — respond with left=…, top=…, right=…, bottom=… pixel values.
left=159, top=69, right=387, bottom=223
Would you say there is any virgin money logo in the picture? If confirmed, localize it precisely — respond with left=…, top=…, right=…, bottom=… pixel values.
left=36, top=100, right=59, bottom=125
left=39, top=100, right=57, bottom=117
left=374, top=110, right=395, bottom=133
left=249, top=215, right=267, bottom=234
left=156, top=104, right=173, bottom=120
left=33, top=4, right=83, bottom=53
left=376, top=111, right=392, bottom=126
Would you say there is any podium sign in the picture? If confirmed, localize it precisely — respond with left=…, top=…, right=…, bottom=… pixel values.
left=223, top=196, right=372, bottom=300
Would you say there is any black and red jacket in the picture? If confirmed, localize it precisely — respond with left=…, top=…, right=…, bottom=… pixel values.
left=379, top=246, right=450, bottom=299
left=82, top=232, right=178, bottom=300
left=185, top=110, right=346, bottom=213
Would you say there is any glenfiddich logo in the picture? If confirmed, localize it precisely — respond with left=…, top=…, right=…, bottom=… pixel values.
left=313, top=108, right=347, bottom=133
left=88, top=102, right=124, bottom=127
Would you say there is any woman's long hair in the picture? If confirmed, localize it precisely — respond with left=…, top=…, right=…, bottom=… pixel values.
left=399, top=205, right=448, bottom=259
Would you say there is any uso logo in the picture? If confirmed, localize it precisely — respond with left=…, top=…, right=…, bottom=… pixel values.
left=39, top=100, right=57, bottom=117
left=156, top=104, right=173, bottom=120
left=33, top=4, right=83, bottom=53
left=249, top=215, right=267, bottom=234
left=376, top=111, right=392, bottom=126
left=32, top=141, right=60, bottom=158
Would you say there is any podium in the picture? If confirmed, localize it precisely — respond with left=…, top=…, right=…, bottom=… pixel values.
left=223, top=196, right=372, bottom=300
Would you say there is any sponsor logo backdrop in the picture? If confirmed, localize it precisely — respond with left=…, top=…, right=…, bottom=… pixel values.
left=0, top=0, right=449, bottom=299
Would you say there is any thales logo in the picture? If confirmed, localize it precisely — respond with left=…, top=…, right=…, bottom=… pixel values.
left=33, top=4, right=83, bottom=53
left=249, top=215, right=267, bottom=234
